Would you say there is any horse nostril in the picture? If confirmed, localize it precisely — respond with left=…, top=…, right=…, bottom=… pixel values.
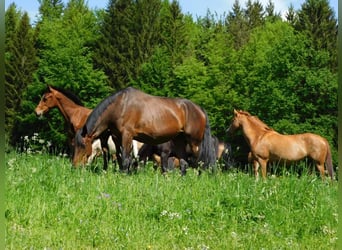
left=34, top=110, right=44, bottom=119
left=35, top=109, right=41, bottom=116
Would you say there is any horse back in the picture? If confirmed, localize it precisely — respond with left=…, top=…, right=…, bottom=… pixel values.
left=258, top=132, right=328, bottom=161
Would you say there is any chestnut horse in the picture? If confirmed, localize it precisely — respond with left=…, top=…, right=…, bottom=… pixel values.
left=227, top=109, right=334, bottom=180
left=73, top=87, right=216, bottom=174
left=34, top=85, right=114, bottom=169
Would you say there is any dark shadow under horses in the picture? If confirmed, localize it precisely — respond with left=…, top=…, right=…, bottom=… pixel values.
left=73, top=87, right=216, bottom=174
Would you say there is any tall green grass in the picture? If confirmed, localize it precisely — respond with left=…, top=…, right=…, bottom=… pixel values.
left=6, top=152, right=337, bottom=249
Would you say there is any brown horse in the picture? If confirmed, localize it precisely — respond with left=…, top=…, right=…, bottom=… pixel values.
left=34, top=85, right=113, bottom=169
left=73, top=87, right=216, bottom=174
left=35, top=85, right=91, bottom=135
left=227, top=109, right=334, bottom=180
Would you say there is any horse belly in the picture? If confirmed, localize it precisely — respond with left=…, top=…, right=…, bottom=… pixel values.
left=269, top=140, right=307, bottom=162
left=134, top=115, right=184, bottom=144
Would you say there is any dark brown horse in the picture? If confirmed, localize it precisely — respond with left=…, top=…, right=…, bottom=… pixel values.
left=138, top=136, right=233, bottom=173
left=73, top=87, right=216, bottom=174
left=137, top=139, right=192, bottom=174
left=227, top=109, right=334, bottom=180
left=34, top=85, right=113, bottom=169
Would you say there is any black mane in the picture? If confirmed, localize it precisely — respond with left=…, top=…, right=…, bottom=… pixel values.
left=48, top=85, right=84, bottom=106
left=84, top=87, right=135, bottom=135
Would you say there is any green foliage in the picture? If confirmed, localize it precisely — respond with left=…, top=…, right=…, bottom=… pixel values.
left=5, top=153, right=338, bottom=249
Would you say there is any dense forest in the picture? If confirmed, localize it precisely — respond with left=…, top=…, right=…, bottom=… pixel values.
left=5, top=0, right=338, bottom=164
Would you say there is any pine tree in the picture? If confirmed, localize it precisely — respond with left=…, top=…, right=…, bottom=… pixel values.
left=265, top=0, right=281, bottom=22
left=5, top=3, right=20, bottom=139
left=226, top=0, right=249, bottom=49
left=5, top=9, right=37, bottom=144
left=245, top=0, right=264, bottom=29
left=94, top=0, right=162, bottom=90
left=132, top=0, right=189, bottom=97
left=285, top=4, right=298, bottom=26
left=160, top=0, right=187, bottom=66
left=38, top=0, right=64, bottom=21
left=295, top=0, right=337, bottom=70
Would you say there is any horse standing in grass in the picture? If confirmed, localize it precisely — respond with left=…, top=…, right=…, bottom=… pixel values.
left=73, top=87, right=216, bottom=174
left=227, top=109, right=334, bottom=180
left=138, top=136, right=233, bottom=172
left=34, top=85, right=115, bottom=169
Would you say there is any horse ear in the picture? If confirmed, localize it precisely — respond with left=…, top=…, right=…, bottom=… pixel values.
left=48, top=85, right=57, bottom=93
left=233, top=109, right=238, bottom=116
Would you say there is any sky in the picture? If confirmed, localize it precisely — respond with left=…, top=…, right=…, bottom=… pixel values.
left=5, top=0, right=338, bottom=23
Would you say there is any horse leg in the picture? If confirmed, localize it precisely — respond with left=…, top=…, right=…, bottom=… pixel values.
left=180, top=159, right=189, bottom=176
left=100, top=135, right=109, bottom=171
left=172, top=136, right=189, bottom=175
left=160, top=144, right=171, bottom=174
left=121, top=133, right=133, bottom=173
left=160, top=151, right=169, bottom=174
left=259, top=159, right=268, bottom=180
left=167, top=157, right=176, bottom=170
left=253, top=160, right=260, bottom=180
left=316, top=163, right=325, bottom=180
left=112, top=136, right=122, bottom=172
left=102, top=147, right=108, bottom=171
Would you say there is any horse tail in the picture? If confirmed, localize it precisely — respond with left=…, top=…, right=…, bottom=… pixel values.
left=198, top=111, right=217, bottom=170
left=325, top=142, right=334, bottom=180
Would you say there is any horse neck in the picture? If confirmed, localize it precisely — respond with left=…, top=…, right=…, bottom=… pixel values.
left=54, top=94, right=91, bottom=131
left=240, top=117, right=268, bottom=147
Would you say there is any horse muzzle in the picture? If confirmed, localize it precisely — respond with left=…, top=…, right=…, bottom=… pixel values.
left=34, top=108, right=45, bottom=118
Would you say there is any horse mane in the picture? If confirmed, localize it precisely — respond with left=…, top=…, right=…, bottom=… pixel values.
left=238, top=110, right=273, bottom=131
left=251, top=116, right=273, bottom=131
left=48, top=85, right=84, bottom=106
left=85, top=87, right=135, bottom=133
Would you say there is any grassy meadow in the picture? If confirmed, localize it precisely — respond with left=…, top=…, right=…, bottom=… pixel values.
left=5, top=152, right=338, bottom=249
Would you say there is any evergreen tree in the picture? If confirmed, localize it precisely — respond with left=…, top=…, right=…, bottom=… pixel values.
left=295, top=0, right=337, bottom=71
left=133, top=0, right=162, bottom=67
left=132, top=0, right=191, bottom=97
left=94, top=0, right=161, bottom=90
left=5, top=9, right=37, bottom=145
left=94, top=0, right=133, bottom=89
left=285, top=4, right=298, bottom=26
left=5, top=3, right=20, bottom=141
left=265, top=0, right=281, bottom=22
left=38, top=0, right=64, bottom=21
left=245, top=0, right=264, bottom=29
left=226, top=0, right=248, bottom=50
left=160, top=0, right=187, bottom=66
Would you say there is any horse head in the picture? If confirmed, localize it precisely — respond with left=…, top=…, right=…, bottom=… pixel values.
left=73, top=126, right=93, bottom=167
left=226, top=109, right=244, bottom=135
left=34, top=85, right=58, bottom=117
